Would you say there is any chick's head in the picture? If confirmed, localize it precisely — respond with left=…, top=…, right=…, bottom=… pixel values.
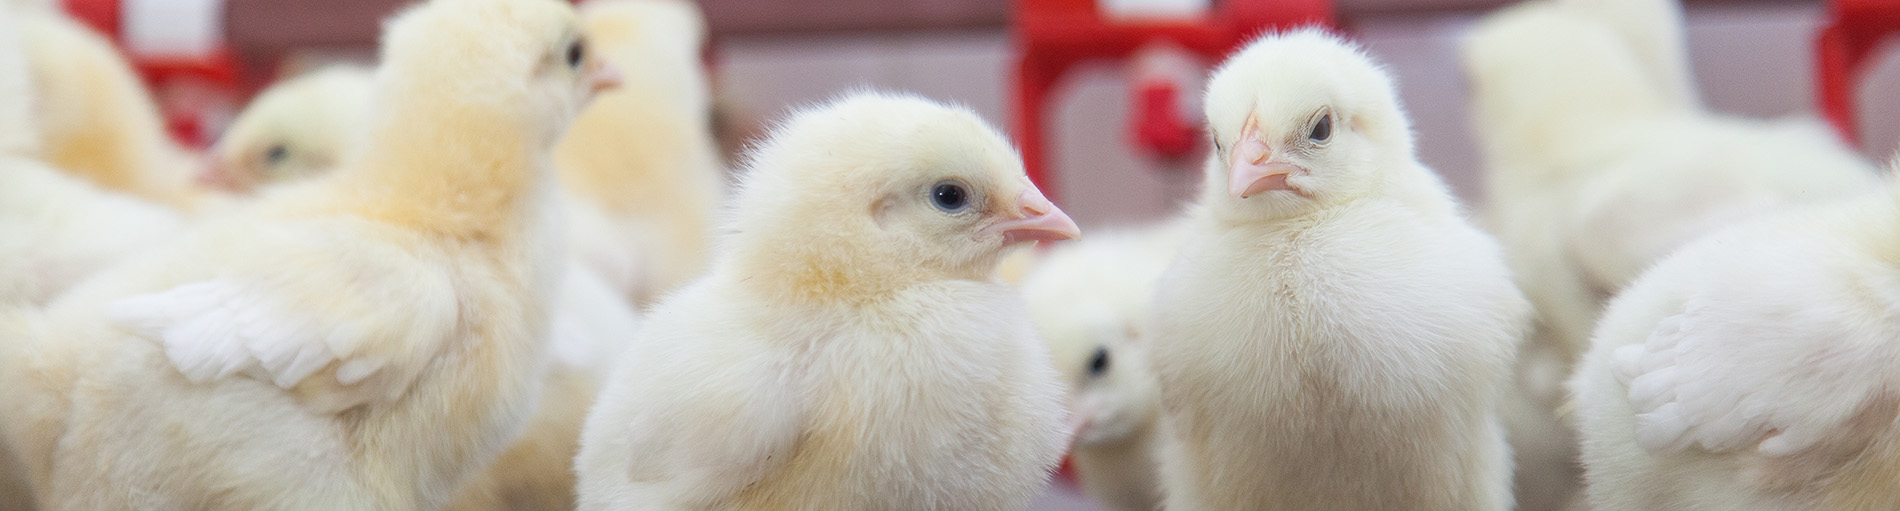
left=1203, top=28, right=1409, bottom=218
left=726, top=92, right=1080, bottom=302
left=376, top=0, right=621, bottom=148
left=206, top=67, right=374, bottom=192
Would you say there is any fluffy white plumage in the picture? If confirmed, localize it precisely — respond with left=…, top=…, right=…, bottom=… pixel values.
left=1463, top=6, right=1880, bottom=509
left=1017, top=221, right=1184, bottom=511
left=574, top=92, right=1073, bottom=511
left=0, top=0, right=611, bottom=507
left=1569, top=181, right=1900, bottom=510
left=1150, top=28, right=1526, bottom=510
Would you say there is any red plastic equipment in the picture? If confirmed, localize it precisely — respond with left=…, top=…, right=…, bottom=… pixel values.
left=1012, top=0, right=1333, bottom=198
left=1816, top=0, right=1900, bottom=146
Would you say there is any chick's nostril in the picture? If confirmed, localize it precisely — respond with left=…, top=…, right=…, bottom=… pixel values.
left=1017, top=188, right=1055, bottom=217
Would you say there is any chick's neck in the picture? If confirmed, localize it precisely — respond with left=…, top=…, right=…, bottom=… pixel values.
left=337, top=104, right=554, bottom=243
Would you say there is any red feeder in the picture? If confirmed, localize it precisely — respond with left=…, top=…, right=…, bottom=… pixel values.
left=1816, top=0, right=1900, bottom=146
left=1011, top=0, right=1334, bottom=199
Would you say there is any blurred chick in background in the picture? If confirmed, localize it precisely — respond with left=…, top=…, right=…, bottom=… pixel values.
left=556, top=0, right=725, bottom=307
left=1464, top=2, right=1881, bottom=508
left=203, top=65, right=375, bottom=193
left=1569, top=165, right=1900, bottom=510
left=0, top=0, right=181, bottom=307
left=1152, top=29, right=1525, bottom=510
left=9, top=1, right=214, bottom=211
left=1018, top=221, right=1185, bottom=511
left=574, top=92, right=1076, bottom=511
left=0, top=0, right=617, bottom=507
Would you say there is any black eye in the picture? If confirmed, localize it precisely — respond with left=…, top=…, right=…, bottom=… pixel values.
left=264, top=145, right=289, bottom=166
left=1087, top=346, right=1110, bottom=377
left=1309, top=113, right=1332, bottom=143
left=931, top=181, right=968, bottom=212
left=565, top=40, right=585, bottom=69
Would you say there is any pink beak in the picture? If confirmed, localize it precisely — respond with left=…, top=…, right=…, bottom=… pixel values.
left=589, top=63, right=623, bottom=93
left=1227, top=118, right=1303, bottom=199
left=992, top=186, right=1081, bottom=244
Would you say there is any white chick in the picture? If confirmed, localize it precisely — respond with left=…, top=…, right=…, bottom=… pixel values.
left=0, top=0, right=618, bottom=508
left=13, top=5, right=212, bottom=210
left=204, top=65, right=375, bottom=193
left=1569, top=177, right=1900, bottom=510
left=573, top=92, right=1078, bottom=511
left=555, top=0, right=725, bottom=306
left=1018, top=221, right=1185, bottom=511
left=1151, top=29, right=1526, bottom=510
left=1463, top=7, right=1880, bottom=510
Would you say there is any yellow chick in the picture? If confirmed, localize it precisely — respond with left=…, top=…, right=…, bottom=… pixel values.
left=555, top=0, right=724, bottom=306
left=12, top=5, right=209, bottom=210
left=0, top=0, right=617, bottom=508
left=1018, top=221, right=1186, bottom=511
left=204, top=65, right=375, bottom=193
left=574, top=92, right=1078, bottom=511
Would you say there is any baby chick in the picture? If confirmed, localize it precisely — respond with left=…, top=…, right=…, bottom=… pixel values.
left=1464, top=7, right=1880, bottom=509
left=204, top=65, right=375, bottom=192
left=1150, top=29, right=1527, bottom=510
left=1018, top=221, right=1185, bottom=511
left=0, top=0, right=181, bottom=306
left=556, top=0, right=725, bottom=306
left=12, top=4, right=209, bottom=210
left=574, top=92, right=1078, bottom=511
left=0, top=0, right=617, bottom=508
left=1569, top=175, right=1900, bottom=510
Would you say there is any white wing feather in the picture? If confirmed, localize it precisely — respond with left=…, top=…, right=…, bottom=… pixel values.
left=1612, top=243, right=1900, bottom=456
left=104, top=229, right=462, bottom=408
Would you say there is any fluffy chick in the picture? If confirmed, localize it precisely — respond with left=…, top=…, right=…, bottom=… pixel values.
left=0, top=0, right=182, bottom=306
left=573, top=92, right=1077, bottom=511
left=1569, top=176, right=1900, bottom=510
left=1151, top=29, right=1526, bottom=511
left=1464, top=8, right=1879, bottom=510
left=1018, top=221, right=1185, bottom=511
left=0, top=0, right=616, bottom=508
left=13, top=5, right=210, bottom=210
left=205, top=65, right=375, bottom=193
left=555, top=0, right=725, bottom=306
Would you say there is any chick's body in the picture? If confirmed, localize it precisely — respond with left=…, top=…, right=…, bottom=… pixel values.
left=1570, top=186, right=1900, bottom=510
left=575, top=93, right=1075, bottom=511
left=0, top=0, right=613, bottom=507
left=1152, top=30, right=1524, bottom=511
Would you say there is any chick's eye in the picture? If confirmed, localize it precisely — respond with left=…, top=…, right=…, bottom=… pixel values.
left=565, top=41, right=585, bottom=69
left=931, top=182, right=968, bottom=212
left=1087, top=346, right=1111, bottom=377
left=1309, top=114, right=1332, bottom=143
left=264, top=145, right=289, bottom=166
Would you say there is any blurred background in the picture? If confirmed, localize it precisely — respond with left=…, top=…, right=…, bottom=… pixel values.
left=65, top=0, right=1900, bottom=232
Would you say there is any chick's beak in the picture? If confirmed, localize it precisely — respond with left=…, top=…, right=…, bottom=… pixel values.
left=992, top=186, right=1081, bottom=244
left=588, top=62, right=623, bottom=93
left=1228, top=116, right=1303, bottom=199
left=195, top=155, right=244, bottom=192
